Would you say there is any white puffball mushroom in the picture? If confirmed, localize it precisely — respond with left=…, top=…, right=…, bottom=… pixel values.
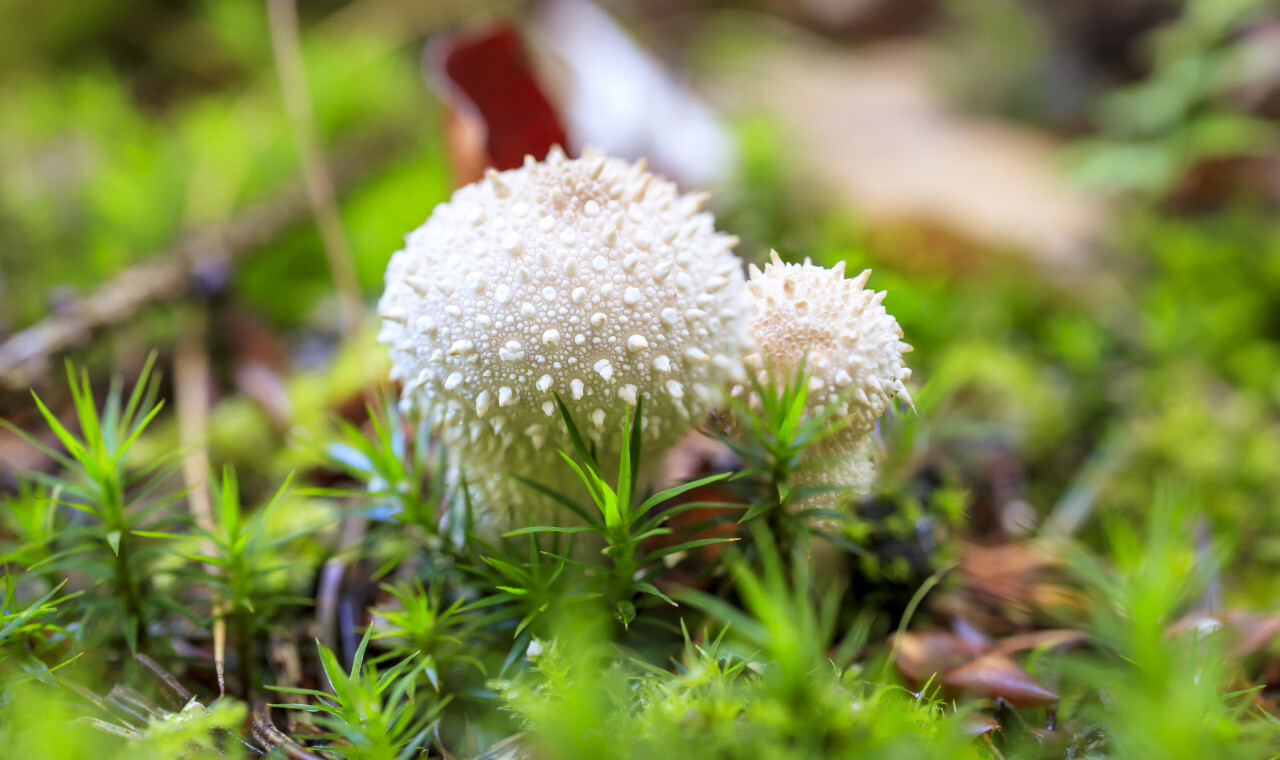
left=742, top=250, right=912, bottom=515
left=378, top=147, right=749, bottom=529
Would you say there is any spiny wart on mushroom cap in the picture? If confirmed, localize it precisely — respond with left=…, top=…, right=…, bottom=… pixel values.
left=743, top=251, right=912, bottom=437
left=377, top=147, right=749, bottom=467
left=792, top=430, right=877, bottom=514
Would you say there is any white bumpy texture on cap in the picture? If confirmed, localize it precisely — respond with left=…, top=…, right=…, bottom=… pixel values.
left=378, top=147, right=749, bottom=529
left=743, top=251, right=912, bottom=514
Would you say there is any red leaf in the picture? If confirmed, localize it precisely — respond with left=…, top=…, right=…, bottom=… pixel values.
left=439, top=25, right=568, bottom=173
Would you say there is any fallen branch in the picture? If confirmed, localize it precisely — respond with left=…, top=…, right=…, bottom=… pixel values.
left=0, top=129, right=407, bottom=390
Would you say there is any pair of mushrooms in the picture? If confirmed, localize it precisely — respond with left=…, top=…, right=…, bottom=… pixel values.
left=377, top=147, right=911, bottom=531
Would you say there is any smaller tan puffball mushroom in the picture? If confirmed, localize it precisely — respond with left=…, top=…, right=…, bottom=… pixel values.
left=744, top=250, right=912, bottom=432
left=377, top=147, right=749, bottom=531
left=742, top=251, right=912, bottom=515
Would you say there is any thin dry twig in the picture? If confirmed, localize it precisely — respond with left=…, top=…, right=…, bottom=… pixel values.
left=174, top=306, right=229, bottom=697
left=252, top=702, right=329, bottom=759
left=134, top=653, right=195, bottom=707
left=266, top=0, right=367, bottom=343
left=0, top=130, right=404, bottom=390
left=269, top=633, right=305, bottom=733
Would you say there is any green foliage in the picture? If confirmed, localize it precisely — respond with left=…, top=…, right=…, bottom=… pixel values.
left=0, top=575, right=81, bottom=686
left=1058, top=487, right=1275, bottom=759
left=718, top=360, right=860, bottom=539
left=509, top=395, right=735, bottom=626
left=678, top=524, right=859, bottom=707
left=802, top=203, right=1280, bottom=585
left=329, top=404, right=431, bottom=525
left=0, top=0, right=449, bottom=332
left=324, top=400, right=459, bottom=578
left=2, top=350, right=1279, bottom=758
left=372, top=580, right=481, bottom=690
left=0, top=679, right=251, bottom=760
left=273, top=627, right=448, bottom=760
left=141, top=467, right=314, bottom=694
left=499, top=538, right=975, bottom=760
left=461, top=533, right=597, bottom=670
left=1070, top=0, right=1278, bottom=198
left=715, top=116, right=820, bottom=256
left=130, top=698, right=251, bottom=759
left=0, top=481, right=61, bottom=576
left=187, top=470, right=308, bottom=624
left=1, top=355, right=178, bottom=652
left=936, top=0, right=1048, bottom=121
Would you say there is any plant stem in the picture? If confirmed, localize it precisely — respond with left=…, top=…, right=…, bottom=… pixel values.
left=608, top=528, right=639, bottom=612
left=113, top=532, right=148, bottom=651
left=235, top=606, right=254, bottom=700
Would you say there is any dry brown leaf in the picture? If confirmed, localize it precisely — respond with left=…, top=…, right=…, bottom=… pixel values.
left=703, top=31, right=1102, bottom=279
left=995, top=629, right=1087, bottom=656
left=942, top=652, right=1059, bottom=708
left=960, top=712, right=1001, bottom=737
left=958, top=541, right=1064, bottom=608
left=894, top=630, right=988, bottom=685
left=1169, top=611, right=1280, bottom=659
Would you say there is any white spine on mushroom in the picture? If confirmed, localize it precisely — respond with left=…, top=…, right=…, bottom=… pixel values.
left=378, top=147, right=749, bottom=530
left=741, top=250, right=912, bottom=515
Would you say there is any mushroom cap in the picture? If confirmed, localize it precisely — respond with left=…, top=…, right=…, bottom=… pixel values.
left=378, top=148, right=749, bottom=520
left=744, top=251, right=912, bottom=437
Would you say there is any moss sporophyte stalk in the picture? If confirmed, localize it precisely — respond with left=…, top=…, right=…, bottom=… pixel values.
left=377, top=148, right=911, bottom=531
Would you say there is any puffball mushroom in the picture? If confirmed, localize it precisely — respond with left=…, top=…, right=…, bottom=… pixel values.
left=377, top=147, right=749, bottom=529
left=743, top=251, right=912, bottom=514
